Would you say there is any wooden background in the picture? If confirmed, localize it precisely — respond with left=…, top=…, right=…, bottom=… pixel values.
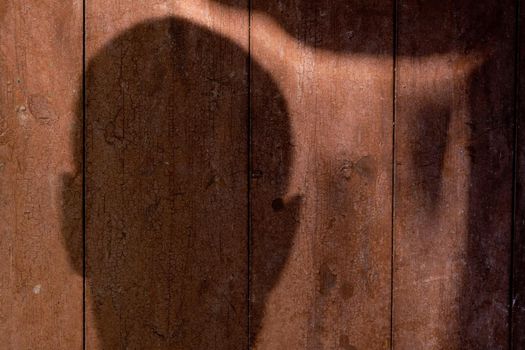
left=0, top=0, right=524, bottom=349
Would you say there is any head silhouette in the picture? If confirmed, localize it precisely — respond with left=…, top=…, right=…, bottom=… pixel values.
left=59, top=3, right=514, bottom=348
left=62, top=17, right=298, bottom=348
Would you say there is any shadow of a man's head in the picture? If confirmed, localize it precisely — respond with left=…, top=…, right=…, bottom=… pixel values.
left=61, top=17, right=298, bottom=348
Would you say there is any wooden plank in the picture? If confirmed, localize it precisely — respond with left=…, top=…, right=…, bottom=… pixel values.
left=394, top=1, right=516, bottom=348
left=0, top=0, right=83, bottom=349
left=249, top=1, right=393, bottom=348
left=513, top=1, right=525, bottom=348
left=84, top=2, right=251, bottom=348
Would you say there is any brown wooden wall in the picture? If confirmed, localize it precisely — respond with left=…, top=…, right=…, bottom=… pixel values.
left=0, top=0, right=524, bottom=349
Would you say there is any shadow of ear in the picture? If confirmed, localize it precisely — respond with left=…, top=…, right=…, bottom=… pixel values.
left=60, top=171, right=83, bottom=275
left=251, top=193, right=302, bottom=343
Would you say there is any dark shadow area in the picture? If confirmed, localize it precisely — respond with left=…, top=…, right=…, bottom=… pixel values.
left=56, top=1, right=521, bottom=348
left=410, top=103, right=451, bottom=213
left=459, top=59, right=515, bottom=348
left=61, top=17, right=298, bottom=348
left=397, top=1, right=516, bottom=348
left=213, top=0, right=502, bottom=55
left=215, top=0, right=392, bottom=53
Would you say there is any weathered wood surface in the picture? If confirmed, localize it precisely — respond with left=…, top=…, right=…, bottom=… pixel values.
left=514, top=1, right=525, bottom=348
left=248, top=1, right=394, bottom=349
left=394, top=0, right=516, bottom=349
left=0, top=1, right=83, bottom=349
left=2, top=0, right=525, bottom=349
left=84, top=1, right=253, bottom=348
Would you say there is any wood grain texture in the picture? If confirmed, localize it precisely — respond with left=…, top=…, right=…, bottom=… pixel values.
left=0, top=1, right=83, bottom=349
left=82, top=1, right=290, bottom=348
left=84, top=14, right=250, bottom=350
left=0, top=1, right=82, bottom=349
left=249, top=1, right=393, bottom=348
left=394, top=0, right=516, bottom=348
left=215, top=0, right=389, bottom=54
left=514, top=0, right=525, bottom=348
left=1, top=1, right=522, bottom=348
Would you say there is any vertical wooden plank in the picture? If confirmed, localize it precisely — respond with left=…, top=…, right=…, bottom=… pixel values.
left=249, top=1, right=393, bottom=348
left=394, top=0, right=516, bottom=348
left=83, top=1, right=260, bottom=348
left=0, top=0, right=83, bottom=349
left=514, top=0, right=525, bottom=348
